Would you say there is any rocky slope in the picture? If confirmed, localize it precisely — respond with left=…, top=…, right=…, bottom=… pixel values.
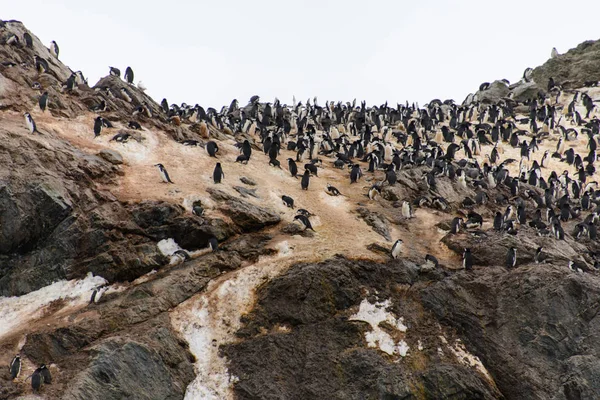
left=1, top=19, right=600, bottom=400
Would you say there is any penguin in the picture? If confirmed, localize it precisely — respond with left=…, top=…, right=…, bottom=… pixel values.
left=401, top=201, right=412, bottom=219
left=391, top=239, right=403, bottom=259
left=208, top=237, right=219, bottom=251
left=294, top=214, right=315, bottom=231
left=120, top=88, right=133, bottom=103
left=424, top=254, right=439, bottom=268
left=49, top=40, right=59, bottom=58
left=288, top=158, right=298, bottom=178
left=94, top=116, right=103, bottom=138
left=39, top=91, right=48, bottom=112
left=109, top=66, right=121, bottom=77
left=24, top=112, right=39, bottom=134
left=350, top=164, right=362, bottom=183
left=9, top=355, right=21, bottom=380
left=192, top=200, right=204, bottom=216
left=241, top=140, right=252, bottom=159
left=305, top=163, right=318, bottom=177
left=296, top=209, right=314, bottom=218
left=39, top=364, right=52, bottom=384
left=23, top=32, right=33, bottom=48
left=450, top=217, right=463, bottom=234
left=128, top=120, right=142, bottom=130
left=506, top=247, right=517, bottom=268
left=90, top=288, right=99, bottom=304
left=326, top=184, right=342, bottom=196
left=124, top=66, right=134, bottom=84
left=31, top=367, right=44, bottom=391
left=213, top=162, right=224, bottom=183
left=534, top=246, right=547, bottom=264
left=282, top=195, right=294, bottom=208
left=206, top=141, right=219, bottom=157
left=463, top=248, right=473, bottom=271
left=154, top=163, right=174, bottom=183
left=301, top=170, right=310, bottom=190
left=235, top=154, right=249, bottom=164
left=368, top=185, right=381, bottom=200
left=385, top=169, right=397, bottom=186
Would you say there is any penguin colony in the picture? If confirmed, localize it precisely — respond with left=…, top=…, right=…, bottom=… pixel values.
left=3, top=20, right=600, bottom=391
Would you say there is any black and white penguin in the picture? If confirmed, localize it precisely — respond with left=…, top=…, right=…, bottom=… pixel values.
left=450, top=217, right=463, bottom=234
left=534, top=247, right=547, bottom=264
left=350, top=164, right=362, bottom=183
left=24, top=112, right=38, bottom=134
left=385, top=169, right=397, bottom=186
left=154, top=163, right=174, bottom=183
left=294, top=214, right=315, bottom=231
left=326, top=184, right=342, bottom=196
left=124, top=66, right=134, bottom=84
left=241, top=140, right=252, bottom=160
left=31, top=367, right=44, bottom=391
left=109, top=66, right=121, bottom=77
left=235, top=154, right=249, bottom=164
left=401, top=201, right=412, bottom=218
left=305, top=163, right=318, bottom=177
left=9, top=355, right=21, bottom=380
left=463, top=248, right=473, bottom=271
left=391, top=239, right=403, bottom=259
left=120, top=88, right=133, bottom=102
left=288, top=158, right=298, bottom=178
left=208, top=237, right=219, bottom=251
left=93, top=116, right=103, bottom=138
left=39, top=364, right=52, bottom=384
left=506, top=247, right=517, bottom=268
left=296, top=209, right=314, bottom=218
left=282, top=195, right=294, bottom=208
left=206, top=141, right=219, bottom=157
left=213, top=162, right=224, bottom=184
left=39, top=91, right=48, bottom=112
left=49, top=40, right=59, bottom=58
left=301, top=170, right=310, bottom=190
left=424, top=254, right=439, bottom=268
left=368, top=185, right=381, bottom=200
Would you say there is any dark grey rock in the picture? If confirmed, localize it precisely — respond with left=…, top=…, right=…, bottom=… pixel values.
left=98, top=149, right=123, bottom=165
left=207, top=188, right=280, bottom=232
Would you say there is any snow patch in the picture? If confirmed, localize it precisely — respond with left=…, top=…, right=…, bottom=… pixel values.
left=0, top=273, right=107, bottom=340
left=349, top=299, right=409, bottom=357
left=275, top=240, right=292, bottom=256
left=441, top=336, right=492, bottom=381
left=158, top=238, right=182, bottom=256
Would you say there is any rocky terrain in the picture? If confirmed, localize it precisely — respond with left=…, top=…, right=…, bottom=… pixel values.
left=1, top=19, right=600, bottom=400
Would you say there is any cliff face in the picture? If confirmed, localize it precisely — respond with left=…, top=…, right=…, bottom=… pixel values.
left=1, top=19, right=600, bottom=400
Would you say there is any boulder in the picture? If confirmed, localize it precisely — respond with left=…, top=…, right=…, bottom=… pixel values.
left=476, top=80, right=510, bottom=103
left=207, top=188, right=281, bottom=232
left=98, top=149, right=124, bottom=165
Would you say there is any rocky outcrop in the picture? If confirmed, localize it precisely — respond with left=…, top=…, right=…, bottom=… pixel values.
left=224, top=257, right=500, bottom=400
left=532, top=39, right=600, bottom=88
left=207, top=187, right=281, bottom=232
left=476, top=80, right=510, bottom=104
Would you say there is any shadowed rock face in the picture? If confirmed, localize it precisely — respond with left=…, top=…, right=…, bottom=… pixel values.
left=223, top=257, right=500, bottom=400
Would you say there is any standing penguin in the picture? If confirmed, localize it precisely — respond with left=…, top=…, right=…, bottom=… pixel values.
left=206, top=141, right=219, bottom=157
left=450, top=217, right=463, bottom=234
left=39, top=364, right=52, bottom=384
left=31, top=367, right=44, bottom=391
left=94, top=116, right=103, bottom=138
left=9, top=355, right=21, bottom=380
left=401, top=201, right=412, bottom=218
left=288, top=158, right=298, bottom=178
left=109, top=66, right=121, bottom=77
left=391, top=239, right=403, bottom=259
left=124, top=66, right=134, bottom=84
left=301, top=169, right=310, bottom=190
left=154, top=163, right=174, bottom=183
left=24, top=112, right=39, bottom=134
left=241, top=140, right=252, bottom=159
left=208, top=237, right=219, bottom=251
left=213, top=162, right=224, bottom=183
left=49, top=40, right=59, bottom=58
left=506, top=247, right=517, bottom=268
left=350, top=164, right=362, bottom=183
left=463, top=248, right=473, bottom=271
left=39, top=91, right=48, bottom=112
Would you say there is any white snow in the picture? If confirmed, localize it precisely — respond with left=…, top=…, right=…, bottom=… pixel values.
left=443, top=337, right=493, bottom=381
left=157, top=238, right=182, bottom=256
left=349, top=299, right=409, bottom=357
left=0, top=273, right=107, bottom=340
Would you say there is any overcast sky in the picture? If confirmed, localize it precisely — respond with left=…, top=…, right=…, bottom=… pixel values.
left=3, top=1, right=600, bottom=108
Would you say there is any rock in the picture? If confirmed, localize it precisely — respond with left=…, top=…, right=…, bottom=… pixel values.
left=356, top=207, right=391, bottom=241
left=281, top=222, right=315, bottom=237
left=234, top=186, right=259, bottom=198
left=532, top=39, right=600, bottom=89
left=223, top=257, right=499, bottom=399
left=98, top=149, right=123, bottom=165
left=509, top=80, right=543, bottom=102
left=240, top=176, right=257, bottom=186
left=207, top=188, right=280, bottom=232
left=476, top=80, right=510, bottom=103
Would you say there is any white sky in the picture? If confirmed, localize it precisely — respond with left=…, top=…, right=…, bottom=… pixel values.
left=3, top=1, right=600, bottom=108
